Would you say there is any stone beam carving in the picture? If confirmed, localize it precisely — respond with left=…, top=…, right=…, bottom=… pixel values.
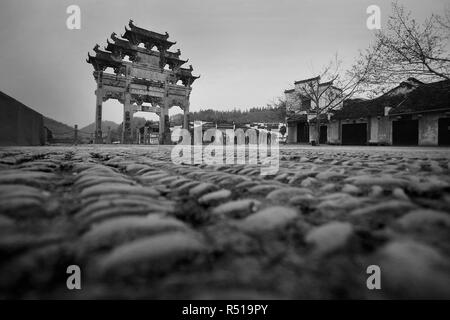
left=102, top=91, right=124, bottom=103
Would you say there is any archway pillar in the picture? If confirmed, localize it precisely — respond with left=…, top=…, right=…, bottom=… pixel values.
left=183, top=102, right=190, bottom=130
left=144, top=126, right=149, bottom=145
left=122, top=93, right=132, bottom=144
left=94, top=88, right=104, bottom=144
left=159, top=102, right=170, bottom=145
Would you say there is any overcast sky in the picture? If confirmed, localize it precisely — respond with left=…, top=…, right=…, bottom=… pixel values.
left=0, top=0, right=446, bottom=127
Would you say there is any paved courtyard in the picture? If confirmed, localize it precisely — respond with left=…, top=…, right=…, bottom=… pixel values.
left=0, top=145, right=450, bottom=299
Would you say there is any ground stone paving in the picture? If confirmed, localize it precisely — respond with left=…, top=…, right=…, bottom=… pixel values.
left=0, top=145, right=450, bottom=299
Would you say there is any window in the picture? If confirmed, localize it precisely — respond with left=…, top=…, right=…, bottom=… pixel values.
left=302, top=99, right=311, bottom=110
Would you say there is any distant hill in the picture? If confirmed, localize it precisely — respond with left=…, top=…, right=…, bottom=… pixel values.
left=43, top=115, right=156, bottom=143
left=190, top=106, right=286, bottom=125
left=80, top=121, right=119, bottom=135
left=43, top=117, right=74, bottom=138
left=43, top=117, right=120, bottom=140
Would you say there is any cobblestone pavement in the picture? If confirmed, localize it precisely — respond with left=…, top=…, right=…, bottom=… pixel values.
left=0, top=145, right=450, bottom=299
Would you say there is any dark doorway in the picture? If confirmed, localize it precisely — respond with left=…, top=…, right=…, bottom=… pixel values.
left=438, top=118, right=450, bottom=146
left=297, top=122, right=309, bottom=143
left=319, top=125, right=327, bottom=144
left=342, top=123, right=367, bottom=145
left=392, top=119, right=418, bottom=145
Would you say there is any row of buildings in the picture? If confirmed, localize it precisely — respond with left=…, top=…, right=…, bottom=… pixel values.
left=2, top=77, right=448, bottom=147
left=285, top=77, right=450, bottom=146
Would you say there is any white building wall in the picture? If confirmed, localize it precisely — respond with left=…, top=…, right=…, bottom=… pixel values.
left=328, top=121, right=340, bottom=144
left=287, top=123, right=297, bottom=143
left=419, top=114, right=439, bottom=145
left=369, top=117, right=379, bottom=144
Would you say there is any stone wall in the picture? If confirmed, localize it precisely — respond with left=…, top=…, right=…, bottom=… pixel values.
left=0, top=91, right=44, bottom=146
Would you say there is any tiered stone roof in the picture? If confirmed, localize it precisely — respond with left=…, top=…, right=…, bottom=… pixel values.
left=87, top=20, right=199, bottom=85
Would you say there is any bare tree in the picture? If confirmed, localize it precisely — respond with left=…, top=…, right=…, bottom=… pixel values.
left=267, top=98, right=287, bottom=121
left=289, top=53, right=376, bottom=144
left=355, top=1, right=450, bottom=96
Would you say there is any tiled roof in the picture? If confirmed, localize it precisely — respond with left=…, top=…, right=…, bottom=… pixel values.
left=294, top=76, right=320, bottom=85
left=389, top=80, right=450, bottom=115
left=331, top=79, right=450, bottom=120
left=332, top=96, right=400, bottom=119
left=286, top=114, right=307, bottom=122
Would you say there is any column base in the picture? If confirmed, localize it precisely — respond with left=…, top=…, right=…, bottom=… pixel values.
left=95, top=131, right=103, bottom=144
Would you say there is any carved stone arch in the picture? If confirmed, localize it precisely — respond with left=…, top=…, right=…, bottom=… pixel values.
left=131, top=94, right=145, bottom=106
left=167, top=97, right=186, bottom=111
left=113, top=65, right=126, bottom=76
left=88, top=22, right=198, bottom=144
left=147, top=96, right=162, bottom=106
left=102, top=91, right=124, bottom=103
left=139, top=103, right=161, bottom=116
